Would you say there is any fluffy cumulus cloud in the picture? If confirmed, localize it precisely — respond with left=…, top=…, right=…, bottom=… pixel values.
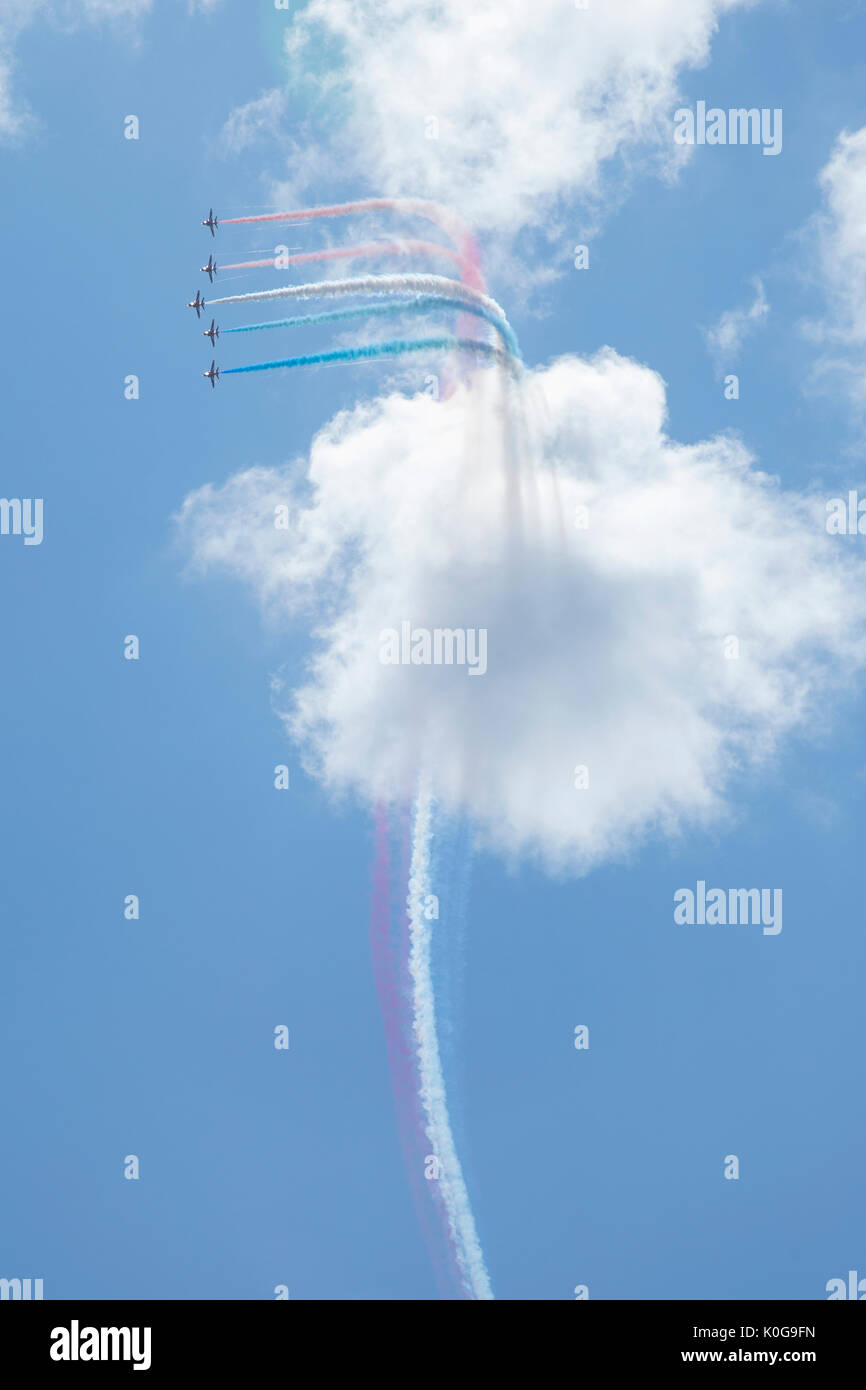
left=177, top=351, right=866, bottom=872
left=284, top=0, right=756, bottom=234
left=811, top=125, right=866, bottom=407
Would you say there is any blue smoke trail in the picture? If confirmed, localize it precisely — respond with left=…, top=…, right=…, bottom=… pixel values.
left=222, top=297, right=521, bottom=360
left=222, top=336, right=520, bottom=376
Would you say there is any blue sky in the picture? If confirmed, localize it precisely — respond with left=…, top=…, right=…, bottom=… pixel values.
left=1, top=0, right=865, bottom=1300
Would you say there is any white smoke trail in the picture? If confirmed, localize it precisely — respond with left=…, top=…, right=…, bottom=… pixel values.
left=208, top=272, right=511, bottom=332
left=408, top=786, right=493, bottom=1300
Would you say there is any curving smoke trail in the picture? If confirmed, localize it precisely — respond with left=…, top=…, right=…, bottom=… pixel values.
left=219, top=197, right=485, bottom=291
left=221, top=336, right=519, bottom=377
left=208, top=197, right=498, bottom=1297
left=370, top=805, right=467, bottom=1299
left=208, top=271, right=509, bottom=323
left=428, top=811, right=475, bottom=1172
left=408, top=789, right=493, bottom=1300
left=219, top=239, right=462, bottom=273
left=221, top=296, right=521, bottom=359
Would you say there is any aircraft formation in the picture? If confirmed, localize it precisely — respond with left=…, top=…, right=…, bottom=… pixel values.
left=189, top=223, right=219, bottom=383
left=187, top=213, right=300, bottom=352
left=189, top=214, right=230, bottom=384
left=187, top=204, right=521, bottom=389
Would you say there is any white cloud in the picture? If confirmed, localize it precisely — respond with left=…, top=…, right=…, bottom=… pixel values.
left=221, top=88, right=288, bottom=155
left=0, top=1, right=43, bottom=141
left=0, top=43, right=27, bottom=140
left=284, top=0, right=757, bottom=236
left=704, top=277, right=769, bottom=369
left=177, top=349, right=866, bottom=874
left=810, top=125, right=866, bottom=407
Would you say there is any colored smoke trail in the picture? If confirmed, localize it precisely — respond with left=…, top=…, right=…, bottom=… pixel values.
left=370, top=806, right=465, bottom=1299
left=428, top=814, right=475, bottom=1156
left=370, top=807, right=411, bottom=1108
left=219, top=239, right=462, bottom=273
left=369, top=808, right=424, bottom=1188
left=219, top=197, right=485, bottom=291
left=222, top=297, right=520, bottom=359
left=221, top=336, right=518, bottom=377
left=214, top=197, right=496, bottom=1295
left=208, top=272, right=509, bottom=326
left=408, top=789, right=493, bottom=1300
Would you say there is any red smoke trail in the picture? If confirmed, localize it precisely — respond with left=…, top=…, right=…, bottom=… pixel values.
left=220, top=239, right=462, bottom=274
left=221, top=197, right=486, bottom=294
left=259, top=193, right=485, bottom=1292
left=221, top=199, right=486, bottom=389
left=370, top=805, right=413, bottom=1116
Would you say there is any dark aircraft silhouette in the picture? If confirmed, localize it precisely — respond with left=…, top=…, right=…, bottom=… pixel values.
left=187, top=289, right=206, bottom=318
left=203, top=360, right=220, bottom=389
left=203, top=319, right=219, bottom=347
left=201, top=254, right=218, bottom=283
left=202, top=209, right=218, bottom=236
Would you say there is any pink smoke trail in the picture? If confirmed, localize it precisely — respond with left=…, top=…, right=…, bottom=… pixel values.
left=344, top=213, right=485, bottom=1292
left=370, top=806, right=415, bottom=1127
left=220, top=239, right=462, bottom=274
left=252, top=194, right=487, bottom=1291
left=220, top=197, right=486, bottom=294
left=220, top=198, right=486, bottom=378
